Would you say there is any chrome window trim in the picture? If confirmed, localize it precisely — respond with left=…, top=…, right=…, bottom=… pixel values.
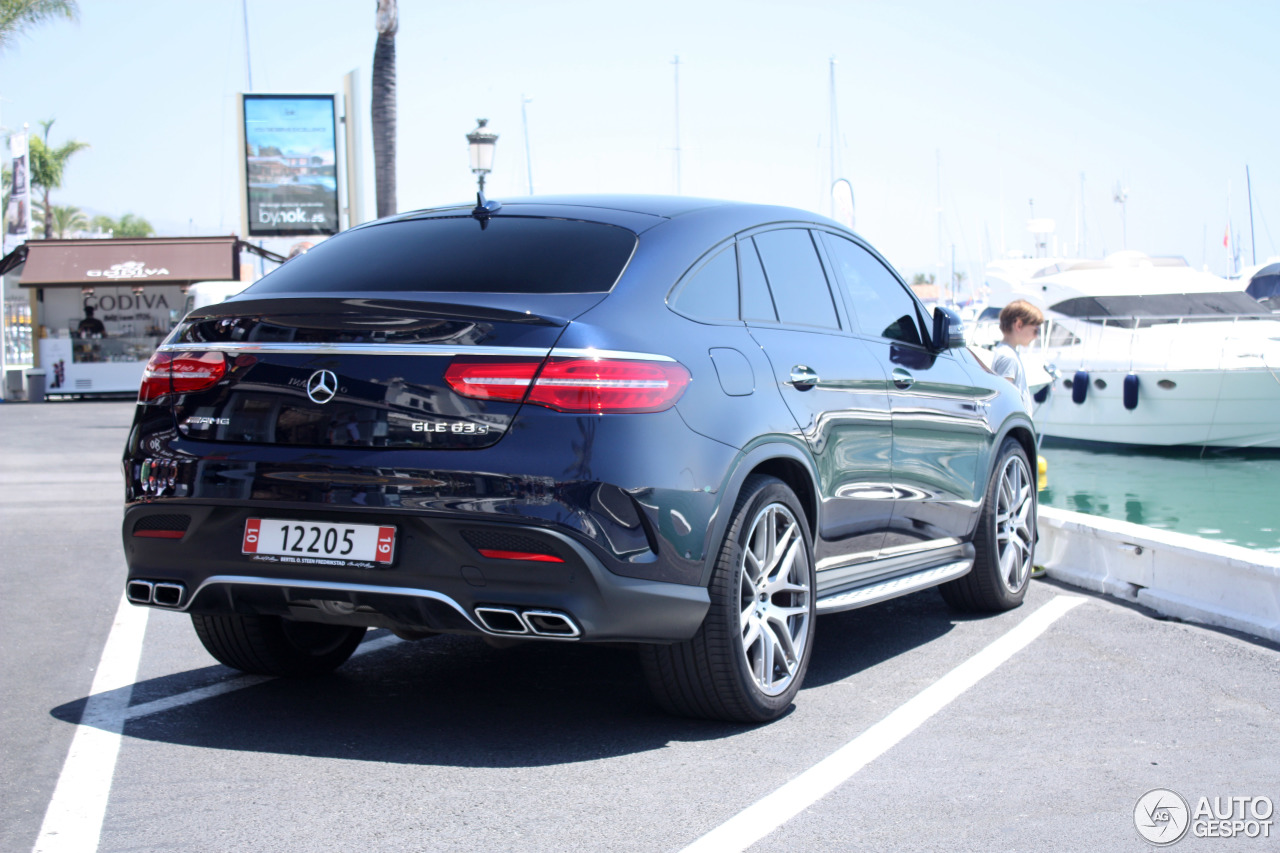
left=158, top=342, right=676, bottom=362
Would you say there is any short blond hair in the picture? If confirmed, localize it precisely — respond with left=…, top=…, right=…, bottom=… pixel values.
left=999, top=299, right=1044, bottom=333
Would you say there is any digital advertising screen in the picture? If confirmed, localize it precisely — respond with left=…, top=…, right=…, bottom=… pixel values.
left=241, top=94, right=339, bottom=237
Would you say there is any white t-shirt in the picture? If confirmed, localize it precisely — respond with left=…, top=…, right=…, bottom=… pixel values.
left=991, top=342, right=1033, bottom=411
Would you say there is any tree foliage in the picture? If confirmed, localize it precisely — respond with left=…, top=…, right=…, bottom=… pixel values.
left=0, top=0, right=79, bottom=53
left=32, top=203, right=86, bottom=238
left=91, top=212, right=154, bottom=238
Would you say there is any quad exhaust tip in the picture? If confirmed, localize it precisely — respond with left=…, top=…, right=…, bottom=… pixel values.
left=126, top=580, right=186, bottom=608
left=126, top=580, right=154, bottom=604
left=474, top=606, right=581, bottom=639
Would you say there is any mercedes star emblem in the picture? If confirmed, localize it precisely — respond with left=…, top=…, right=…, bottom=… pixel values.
left=306, top=369, right=339, bottom=404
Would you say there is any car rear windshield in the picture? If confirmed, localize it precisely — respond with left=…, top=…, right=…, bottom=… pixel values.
left=247, top=216, right=638, bottom=294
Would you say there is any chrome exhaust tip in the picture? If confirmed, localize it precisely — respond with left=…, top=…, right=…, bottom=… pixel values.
left=151, top=582, right=186, bottom=608
left=474, top=606, right=529, bottom=635
left=522, top=610, right=581, bottom=638
left=126, top=580, right=154, bottom=605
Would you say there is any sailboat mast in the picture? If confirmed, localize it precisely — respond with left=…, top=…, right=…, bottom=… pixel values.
left=1247, top=165, right=1256, bottom=266
left=829, top=57, right=837, bottom=217
left=672, top=55, right=682, bottom=195
left=936, top=150, right=943, bottom=287
left=521, top=95, right=533, bottom=195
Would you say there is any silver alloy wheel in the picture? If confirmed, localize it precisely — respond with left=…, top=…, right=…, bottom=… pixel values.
left=738, top=502, right=812, bottom=697
left=995, top=454, right=1035, bottom=593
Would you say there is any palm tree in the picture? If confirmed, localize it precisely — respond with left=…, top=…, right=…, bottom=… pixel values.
left=88, top=212, right=155, bottom=238
left=0, top=0, right=79, bottom=53
left=29, top=119, right=89, bottom=239
left=911, top=273, right=936, bottom=287
left=35, top=203, right=86, bottom=238
left=371, top=0, right=397, bottom=218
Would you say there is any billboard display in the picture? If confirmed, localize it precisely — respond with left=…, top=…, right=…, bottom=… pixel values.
left=241, top=94, right=339, bottom=237
left=5, top=131, right=31, bottom=254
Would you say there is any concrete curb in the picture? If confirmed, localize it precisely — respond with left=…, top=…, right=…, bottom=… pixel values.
left=1037, top=506, right=1280, bottom=644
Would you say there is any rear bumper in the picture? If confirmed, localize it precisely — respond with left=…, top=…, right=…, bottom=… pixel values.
left=122, top=503, right=710, bottom=643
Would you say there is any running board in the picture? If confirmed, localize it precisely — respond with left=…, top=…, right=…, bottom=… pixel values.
left=815, top=559, right=972, bottom=614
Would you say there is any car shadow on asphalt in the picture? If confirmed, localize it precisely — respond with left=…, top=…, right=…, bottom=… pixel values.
left=49, top=590, right=961, bottom=767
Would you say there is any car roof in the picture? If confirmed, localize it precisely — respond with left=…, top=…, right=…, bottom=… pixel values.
left=383, top=194, right=843, bottom=236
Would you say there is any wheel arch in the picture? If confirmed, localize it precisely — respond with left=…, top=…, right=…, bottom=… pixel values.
left=697, top=439, right=819, bottom=588
left=1001, top=421, right=1037, bottom=469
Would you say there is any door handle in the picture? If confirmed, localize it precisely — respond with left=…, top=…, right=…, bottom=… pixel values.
left=892, top=367, right=915, bottom=389
left=789, top=365, right=819, bottom=391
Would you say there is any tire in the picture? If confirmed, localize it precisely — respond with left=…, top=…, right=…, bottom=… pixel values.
left=191, top=613, right=366, bottom=676
left=940, top=437, right=1037, bottom=612
left=640, top=475, right=816, bottom=723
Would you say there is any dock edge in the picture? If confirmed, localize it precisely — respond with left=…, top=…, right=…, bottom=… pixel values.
left=1037, top=506, right=1280, bottom=644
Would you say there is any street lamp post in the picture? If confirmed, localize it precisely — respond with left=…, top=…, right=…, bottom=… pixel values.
left=467, top=118, right=498, bottom=194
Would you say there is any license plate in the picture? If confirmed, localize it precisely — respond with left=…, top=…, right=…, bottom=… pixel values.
left=242, top=519, right=395, bottom=565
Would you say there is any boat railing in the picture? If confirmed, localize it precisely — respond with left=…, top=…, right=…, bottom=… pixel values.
left=1036, top=313, right=1279, bottom=373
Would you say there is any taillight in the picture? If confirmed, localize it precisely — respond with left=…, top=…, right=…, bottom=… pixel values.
left=442, top=359, right=541, bottom=404
left=445, top=356, right=690, bottom=414
left=138, top=351, right=228, bottom=402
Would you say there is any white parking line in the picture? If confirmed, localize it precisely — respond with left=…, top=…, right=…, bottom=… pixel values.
left=680, top=595, right=1088, bottom=853
left=33, top=594, right=148, bottom=853
left=124, top=632, right=401, bottom=721
left=32, top=612, right=400, bottom=853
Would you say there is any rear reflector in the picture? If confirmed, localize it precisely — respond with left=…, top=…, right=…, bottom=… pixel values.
left=477, top=549, right=566, bottom=563
left=132, top=530, right=186, bottom=539
left=139, top=351, right=227, bottom=402
left=445, top=356, right=690, bottom=414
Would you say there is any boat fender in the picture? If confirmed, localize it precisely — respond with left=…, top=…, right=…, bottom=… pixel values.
left=1123, top=373, right=1139, bottom=410
left=1072, top=370, right=1089, bottom=404
left=1034, top=384, right=1050, bottom=404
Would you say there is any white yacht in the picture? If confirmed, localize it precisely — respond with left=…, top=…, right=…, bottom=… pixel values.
left=983, top=252, right=1280, bottom=449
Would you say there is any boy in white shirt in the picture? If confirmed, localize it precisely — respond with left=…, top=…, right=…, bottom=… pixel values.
left=991, top=299, right=1044, bottom=411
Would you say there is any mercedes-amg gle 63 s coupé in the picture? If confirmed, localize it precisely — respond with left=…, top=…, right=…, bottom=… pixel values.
left=123, top=195, right=1037, bottom=723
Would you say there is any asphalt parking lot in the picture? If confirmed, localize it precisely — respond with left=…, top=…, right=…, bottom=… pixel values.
left=3, top=400, right=1278, bottom=852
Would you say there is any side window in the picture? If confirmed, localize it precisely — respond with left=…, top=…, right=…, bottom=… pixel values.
left=750, top=230, right=840, bottom=330
left=738, top=239, right=777, bottom=322
left=823, top=235, right=925, bottom=345
left=670, top=245, right=738, bottom=322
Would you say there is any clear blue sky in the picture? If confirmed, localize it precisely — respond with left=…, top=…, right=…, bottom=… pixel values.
left=3, top=0, right=1277, bottom=281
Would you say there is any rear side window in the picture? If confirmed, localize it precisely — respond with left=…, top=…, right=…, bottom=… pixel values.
left=670, top=246, right=739, bottom=321
left=751, top=230, right=840, bottom=330
left=247, top=216, right=638, bottom=294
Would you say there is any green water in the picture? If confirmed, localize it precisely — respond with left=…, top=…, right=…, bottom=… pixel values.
left=1038, top=441, right=1280, bottom=553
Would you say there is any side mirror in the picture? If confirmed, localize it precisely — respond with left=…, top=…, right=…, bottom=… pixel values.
left=931, top=305, right=966, bottom=350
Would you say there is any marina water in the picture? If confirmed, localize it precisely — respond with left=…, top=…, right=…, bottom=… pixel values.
left=1038, top=440, right=1280, bottom=553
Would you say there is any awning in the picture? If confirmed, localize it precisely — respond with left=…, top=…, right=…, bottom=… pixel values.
left=1050, top=291, right=1271, bottom=319
left=1246, top=263, right=1280, bottom=301
left=4, top=236, right=285, bottom=287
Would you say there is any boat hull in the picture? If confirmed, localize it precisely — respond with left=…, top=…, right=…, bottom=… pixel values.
left=1034, top=367, right=1280, bottom=448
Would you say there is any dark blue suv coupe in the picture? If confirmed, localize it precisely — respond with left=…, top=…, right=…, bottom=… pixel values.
left=122, top=195, right=1037, bottom=723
